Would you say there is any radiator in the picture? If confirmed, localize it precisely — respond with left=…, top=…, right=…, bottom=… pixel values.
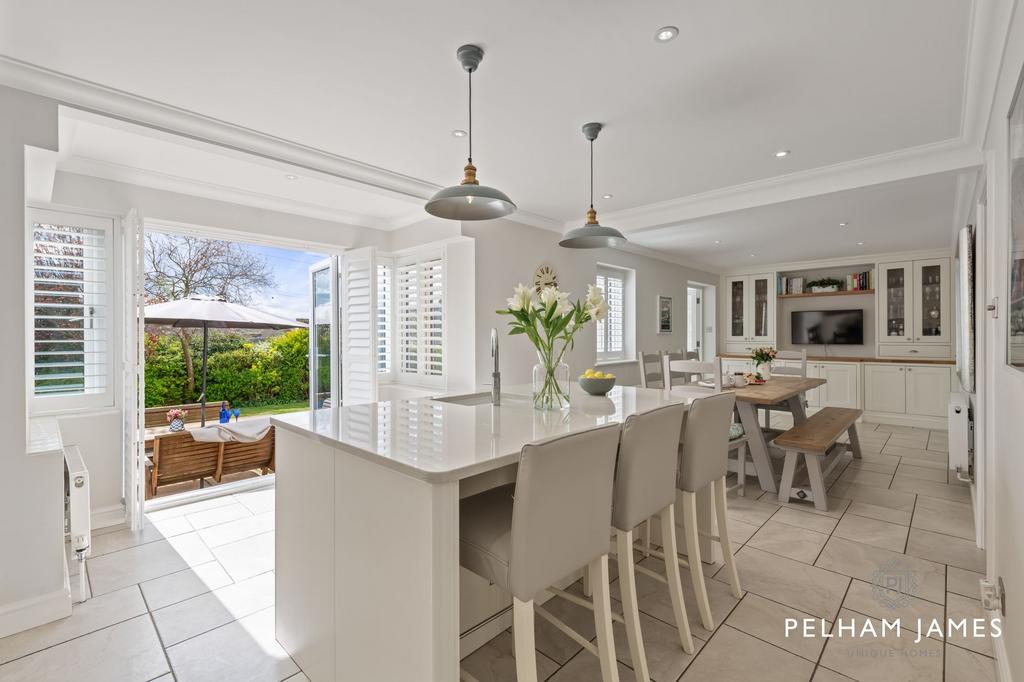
left=948, top=392, right=973, bottom=484
left=63, top=445, right=91, bottom=602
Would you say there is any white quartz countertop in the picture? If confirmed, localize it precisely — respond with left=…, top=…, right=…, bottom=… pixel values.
left=271, top=384, right=712, bottom=483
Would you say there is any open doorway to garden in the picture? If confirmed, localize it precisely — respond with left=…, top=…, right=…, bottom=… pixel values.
left=143, top=226, right=327, bottom=501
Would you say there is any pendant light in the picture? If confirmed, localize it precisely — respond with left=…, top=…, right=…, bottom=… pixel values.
left=425, top=44, right=516, bottom=221
left=559, top=122, right=627, bottom=249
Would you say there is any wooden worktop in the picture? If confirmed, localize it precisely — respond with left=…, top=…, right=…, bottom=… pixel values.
left=719, top=353, right=954, bottom=366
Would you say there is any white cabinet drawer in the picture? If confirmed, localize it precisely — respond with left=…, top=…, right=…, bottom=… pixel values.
left=877, top=344, right=951, bottom=359
left=725, top=342, right=759, bottom=355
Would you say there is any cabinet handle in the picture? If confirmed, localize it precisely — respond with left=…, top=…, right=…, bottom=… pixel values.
left=906, top=338, right=911, bottom=341
left=909, top=350, right=919, bottom=354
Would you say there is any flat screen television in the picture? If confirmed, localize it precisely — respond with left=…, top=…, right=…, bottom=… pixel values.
left=791, top=309, right=864, bottom=345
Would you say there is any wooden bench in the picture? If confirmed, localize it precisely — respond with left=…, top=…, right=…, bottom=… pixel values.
left=144, top=402, right=230, bottom=429
left=149, top=426, right=275, bottom=497
left=773, top=407, right=863, bottom=511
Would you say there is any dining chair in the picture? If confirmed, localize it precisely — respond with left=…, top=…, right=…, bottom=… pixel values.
left=637, top=351, right=665, bottom=388
left=764, top=349, right=807, bottom=428
left=458, top=424, right=623, bottom=682
left=661, top=356, right=722, bottom=391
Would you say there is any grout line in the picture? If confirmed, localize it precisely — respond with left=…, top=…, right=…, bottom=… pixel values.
left=139, top=587, right=177, bottom=681
left=0, top=610, right=152, bottom=667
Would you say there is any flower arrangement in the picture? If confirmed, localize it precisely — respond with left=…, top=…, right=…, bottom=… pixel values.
left=497, top=283, right=607, bottom=410
left=750, top=347, right=777, bottom=367
left=166, top=408, right=188, bottom=422
left=166, top=408, right=188, bottom=432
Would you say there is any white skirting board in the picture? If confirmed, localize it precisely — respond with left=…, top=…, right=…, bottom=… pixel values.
left=91, top=503, right=126, bottom=530
left=0, top=554, right=71, bottom=639
left=861, top=411, right=949, bottom=430
left=991, top=610, right=1012, bottom=682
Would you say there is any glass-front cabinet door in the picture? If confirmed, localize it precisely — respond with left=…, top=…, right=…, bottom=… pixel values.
left=879, top=261, right=912, bottom=343
left=749, top=273, right=775, bottom=342
left=913, top=258, right=950, bottom=344
left=726, top=275, right=747, bottom=342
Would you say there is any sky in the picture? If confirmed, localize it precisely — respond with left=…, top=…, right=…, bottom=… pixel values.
left=246, top=244, right=327, bottom=321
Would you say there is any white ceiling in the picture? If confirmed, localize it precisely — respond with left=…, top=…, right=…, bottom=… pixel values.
left=56, top=110, right=425, bottom=229
left=0, top=0, right=987, bottom=266
left=631, top=171, right=965, bottom=269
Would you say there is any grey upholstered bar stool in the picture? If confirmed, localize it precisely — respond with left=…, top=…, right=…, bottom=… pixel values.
left=553, top=404, right=695, bottom=682
left=676, top=392, right=744, bottom=630
left=459, top=423, right=622, bottom=682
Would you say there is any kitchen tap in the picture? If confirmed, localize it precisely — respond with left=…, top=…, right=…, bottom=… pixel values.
left=491, top=328, right=500, bottom=405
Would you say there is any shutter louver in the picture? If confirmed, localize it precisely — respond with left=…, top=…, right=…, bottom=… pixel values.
left=596, top=267, right=626, bottom=361
left=396, top=251, right=445, bottom=384
left=377, top=263, right=391, bottom=374
left=340, top=248, right=378, bottom=405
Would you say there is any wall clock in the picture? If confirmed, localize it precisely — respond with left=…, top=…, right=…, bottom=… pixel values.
left=533, top=265, right=558, bottom=293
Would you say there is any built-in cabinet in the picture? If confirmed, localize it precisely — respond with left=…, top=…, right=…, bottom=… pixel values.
left=877, top=258, right=951, bottom=358
left=863, top=363, right=952, bottom=419
left=724, top=273, right=775, bottom=353
left=809, top=362, right=860, bottom=410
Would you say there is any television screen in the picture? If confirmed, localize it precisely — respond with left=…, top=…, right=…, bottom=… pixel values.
left=791, top=309, right=864, bottom=345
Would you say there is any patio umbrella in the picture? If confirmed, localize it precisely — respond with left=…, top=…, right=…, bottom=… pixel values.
left=145, top=297, right=306, bottom=425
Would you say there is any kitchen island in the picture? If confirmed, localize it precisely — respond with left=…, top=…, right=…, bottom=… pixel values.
left=271, top=384, right=714, bottom=682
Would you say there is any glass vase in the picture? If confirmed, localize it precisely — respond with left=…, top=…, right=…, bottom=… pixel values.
left=757, top=363, right=772, bottom=381
left=532, top=356, right=571, bottom=411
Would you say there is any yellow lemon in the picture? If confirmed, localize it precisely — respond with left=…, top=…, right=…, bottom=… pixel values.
left=606, top=373, right=615, bottom=379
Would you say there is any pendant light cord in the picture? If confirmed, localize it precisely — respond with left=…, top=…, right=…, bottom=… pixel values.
left=467, top=70, right=473, bottom=163
left=589, top=139, right=594, bottom=209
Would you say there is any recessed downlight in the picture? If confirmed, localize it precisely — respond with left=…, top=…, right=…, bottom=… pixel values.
left=451, top=129, right=467, bottom=138
left=284, top=174, right=298, bottom=180
left=602, top=193, right=613, bottom=199
left=714, top=240, right=722, bottom=244
left=839, top=222, right=849, bottom=227
left=654, top=26, right=679, bottom=42
left=749, top=253, right=757, bottom=258
left=857, top=241, right=865, bottom=246
left=774, top=150, right=791, bottom=158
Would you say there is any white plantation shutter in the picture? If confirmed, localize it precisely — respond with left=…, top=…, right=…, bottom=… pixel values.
left=377, top=262, right=392, bottom=376
left=596, top=265, right=626, bottom=361
left=397, top=250, right=445, bottom=384
left=31, top=208, right=114, bottom=408
left=122, top=208, right=146, bottom=529
left=340, top=247, right=378, bottom=405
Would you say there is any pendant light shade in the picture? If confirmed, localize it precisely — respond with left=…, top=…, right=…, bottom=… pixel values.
left=559, top=122, right=627, bottom=249
left=425, top=45, right=516, bottom=221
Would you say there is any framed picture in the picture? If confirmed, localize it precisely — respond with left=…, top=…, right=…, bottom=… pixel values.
left=657, top=295, right=673, bottom=333
left=1009, top=68, right=1024, bottom=370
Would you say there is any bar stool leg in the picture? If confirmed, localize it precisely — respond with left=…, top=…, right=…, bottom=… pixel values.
left=643, top=518, right=652, bottom=557
left=590, top=555, right=620, bottom=682
left=714, top=476, right=743, bottom=598
left=616, top=529, right=650, bottom=682
left=736, top=443, right=747, bottom=497
left=659, top=504, right=695, bottom=654
left=512, top=597, right=539, bottom=682
left=681, top=490, right=714, bottom=631
left=583, top=564, right=592, bottom=598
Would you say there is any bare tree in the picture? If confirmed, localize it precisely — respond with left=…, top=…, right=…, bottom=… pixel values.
left=145, top=233, right=275, bottom=393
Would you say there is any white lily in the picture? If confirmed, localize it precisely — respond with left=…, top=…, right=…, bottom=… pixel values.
left=538, top=286, right=561, bottom=310
left=506, top=283, right=533, bottom=311
left=588, top=298, right=608, bottom=321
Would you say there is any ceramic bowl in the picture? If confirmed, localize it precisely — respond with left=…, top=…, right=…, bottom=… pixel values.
left=578, top=376, right=616, bottom=396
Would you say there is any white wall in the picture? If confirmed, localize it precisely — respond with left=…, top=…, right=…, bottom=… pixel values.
left=461, top=218, right=719, bottom=387
left=980, top=6, right=1024, bottom=676
left=0, top=85, right=68, bottom=637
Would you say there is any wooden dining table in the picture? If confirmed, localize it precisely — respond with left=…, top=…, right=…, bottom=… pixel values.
left=668, top=371, right=826, bottom=494
left=730, top=376, right=826, bottom=493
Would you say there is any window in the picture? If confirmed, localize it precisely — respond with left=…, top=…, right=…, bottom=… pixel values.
left=396, top=251, right=444, bottom=383
left=377, top=262, right=392, bottom=375
left=596, top=265, right=627, bottom=361
left=30, top=208, right=115, bottom=409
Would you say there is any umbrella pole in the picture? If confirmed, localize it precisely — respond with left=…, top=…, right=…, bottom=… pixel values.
left=200, top=322, right=209, bottom=427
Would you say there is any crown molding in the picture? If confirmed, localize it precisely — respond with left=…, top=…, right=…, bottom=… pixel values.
left=716, top=247, right=953, bottom=276
left=0, top=55, right=439, bottom=202
left=572, top=137, right=983, bottom=235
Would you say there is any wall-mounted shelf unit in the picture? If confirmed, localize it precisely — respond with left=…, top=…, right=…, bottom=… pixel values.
left=778, top=289, right=875, bottom=299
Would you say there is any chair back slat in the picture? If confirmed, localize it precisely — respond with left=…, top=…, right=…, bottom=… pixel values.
left=612, top=404, right=686, bottom=532
left=772, top=349, right=807, bottom=377
left=509, top=423, right=621, bottom=600
left=663, top=356, right=723, bottom=391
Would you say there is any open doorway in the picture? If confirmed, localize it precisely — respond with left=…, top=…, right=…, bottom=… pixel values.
left=143, top=224, right=328, bottom=502
left=687, top=283, right=716, bottom=361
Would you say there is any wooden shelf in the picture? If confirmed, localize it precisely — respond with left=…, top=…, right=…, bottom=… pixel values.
left=778, top=289, right=875, bottom=299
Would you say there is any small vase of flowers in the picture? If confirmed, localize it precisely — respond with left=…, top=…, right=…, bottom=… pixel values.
left=498, top=283, right=607, bottom=411
left=167, top=408, right=188, bottom=432
left=750, top=347, right=777, bottom=381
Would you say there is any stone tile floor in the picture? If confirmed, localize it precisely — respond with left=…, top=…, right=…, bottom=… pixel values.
left=0, top=422, right=997, bottom=681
